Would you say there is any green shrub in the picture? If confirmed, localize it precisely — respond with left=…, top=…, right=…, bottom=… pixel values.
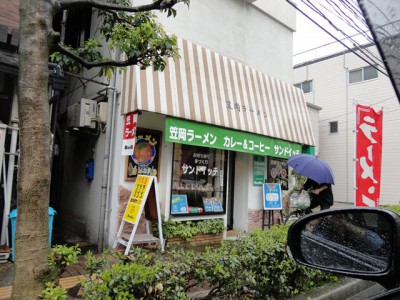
left=38, top=245, right=81, bottom=299
left=80, top=225, right=336, bottom=299
left=153, top=218, right=225, bottom=241
left=38, top=282, right=67, bottom=300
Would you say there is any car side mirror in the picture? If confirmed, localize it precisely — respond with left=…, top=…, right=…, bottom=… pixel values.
left=287, top=208, right=400, bottom=289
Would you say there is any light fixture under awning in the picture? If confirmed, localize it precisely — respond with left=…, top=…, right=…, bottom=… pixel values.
left=121, top=37, right=315, bottom=146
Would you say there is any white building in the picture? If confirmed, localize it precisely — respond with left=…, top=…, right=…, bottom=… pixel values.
left=294, top=44, right=400, bottom=206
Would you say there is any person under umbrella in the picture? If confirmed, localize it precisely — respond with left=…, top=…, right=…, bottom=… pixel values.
left=288, top=154, right=335, bottom=212
left=303, top=178, right=333, bottom=211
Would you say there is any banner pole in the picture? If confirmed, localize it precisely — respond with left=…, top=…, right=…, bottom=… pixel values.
left=353, top=101, right=357, bottom=207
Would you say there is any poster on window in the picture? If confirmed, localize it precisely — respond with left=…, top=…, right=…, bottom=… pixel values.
left=355, top=104, right=383, bottom=207
left=202, top=197, right=214, bottom=212
left=266, top=157, right=288, bottom=190
left=171, top=195, right=189, bottom=214
left=263, top=183, right=282, bottom=210
left=125, top=128, right=162, bottom=181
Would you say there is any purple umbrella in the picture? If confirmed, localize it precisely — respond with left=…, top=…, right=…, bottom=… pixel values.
left=287, top=154, right=335, bottom=184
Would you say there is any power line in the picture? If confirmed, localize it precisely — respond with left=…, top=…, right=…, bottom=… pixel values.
left=292, top=0, right=387, bottom=75
left=317, top=95, right=398, bottom=122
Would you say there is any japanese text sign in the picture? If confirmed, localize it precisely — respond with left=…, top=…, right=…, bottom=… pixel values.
left=355, top=104, right=383, bottom=207
left=123, top=175, right=151, bottom=223
left=263, top=183, right=282, bottom=210
left=171, top=195, right=189, bottom=214
left=253, top=156, right=265, bottom=186
left=122, top=112, right=138, bottom=155
left=166, top=117, right=301, bottom=159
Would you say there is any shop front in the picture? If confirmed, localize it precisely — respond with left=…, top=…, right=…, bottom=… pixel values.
left=116, top=37, right=315, bottom=236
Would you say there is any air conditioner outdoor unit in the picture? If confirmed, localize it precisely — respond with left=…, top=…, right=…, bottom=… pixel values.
left=67, top=98, right=97, bottom=129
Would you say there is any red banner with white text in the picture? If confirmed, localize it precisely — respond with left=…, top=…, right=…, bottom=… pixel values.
left=355, top=104, right=383, bottom=207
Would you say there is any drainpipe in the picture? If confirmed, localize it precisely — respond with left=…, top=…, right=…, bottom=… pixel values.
left=97, top=84, right=117, bottom=251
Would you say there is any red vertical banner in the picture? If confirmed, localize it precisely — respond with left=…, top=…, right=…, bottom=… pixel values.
left=122, top=112, right=138, bottom=155
left=355, top=104, right=383, bottom=207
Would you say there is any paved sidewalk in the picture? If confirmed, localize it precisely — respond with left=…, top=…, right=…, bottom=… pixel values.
left=0, top=249, right=90, bottom=299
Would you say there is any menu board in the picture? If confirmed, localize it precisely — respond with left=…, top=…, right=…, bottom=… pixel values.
left=263, top=183, right=282, bottom=210
left=267, top=158, right=288, bottom=190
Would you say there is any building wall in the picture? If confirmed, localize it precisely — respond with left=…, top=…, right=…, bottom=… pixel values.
left=157, top=0, right=296, bottom=83
left=294, top=46, right=400, bottom=205
left=306, top=103, right=321, bottom=155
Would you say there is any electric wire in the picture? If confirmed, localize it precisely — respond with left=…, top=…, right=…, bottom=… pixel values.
left=293, top=0, right=387, bottom=75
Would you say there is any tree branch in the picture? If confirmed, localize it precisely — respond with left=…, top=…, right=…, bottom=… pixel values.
left=56, top=43, right=143, bottom=68
left=55, top=0, right=183, bottom=14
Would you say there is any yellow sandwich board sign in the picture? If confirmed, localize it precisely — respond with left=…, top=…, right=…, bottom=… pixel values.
left=123, top=175, right=151, bottom=223
left=114, top=175, right=164, bottom=254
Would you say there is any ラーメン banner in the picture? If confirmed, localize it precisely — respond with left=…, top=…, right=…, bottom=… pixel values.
left=355, top=104, right=383, bottom=207
left=165, top=117, right=302, bottom=159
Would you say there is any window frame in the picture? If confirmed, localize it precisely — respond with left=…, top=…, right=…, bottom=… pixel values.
left=170, top=143, right=228, bottom=217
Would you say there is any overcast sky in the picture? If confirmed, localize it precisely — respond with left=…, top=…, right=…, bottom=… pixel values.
left=292, top=0, right=371, bottom=65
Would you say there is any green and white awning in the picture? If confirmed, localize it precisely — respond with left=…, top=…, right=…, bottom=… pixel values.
left=121, top=37, right=315, bottom=146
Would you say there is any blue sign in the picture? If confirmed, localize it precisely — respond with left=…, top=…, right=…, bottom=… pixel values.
left=263, top=183, right=282, bottom=210
left=202, top=197, right=214, bottom=212
left=212, top=197, right=223, bottom=212
left=171, top=195, right=189, bottom=214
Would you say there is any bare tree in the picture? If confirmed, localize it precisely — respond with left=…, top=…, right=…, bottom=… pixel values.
left=15, top=0, right=188, bottom=298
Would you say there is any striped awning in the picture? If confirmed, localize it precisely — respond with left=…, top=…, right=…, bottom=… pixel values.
left=121, top=38, right=315, bottom=146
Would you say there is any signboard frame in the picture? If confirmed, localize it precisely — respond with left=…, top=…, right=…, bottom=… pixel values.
left=113, top=175, right=164, bottom=254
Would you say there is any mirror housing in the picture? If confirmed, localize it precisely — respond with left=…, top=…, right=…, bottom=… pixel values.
left=287, top=208, right=400, bottom=289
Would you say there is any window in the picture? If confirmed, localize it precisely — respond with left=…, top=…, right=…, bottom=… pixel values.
left=364, top=65, right=378, bottom=80
left=294, top=80, right=313, bottom=94
left=170, top=144, right=227, bottom=216
left=329, top=121, right=338, bottom=134
left=53, top=7, right=92, bottom=48
left=349, top=65, right=378, bottom=84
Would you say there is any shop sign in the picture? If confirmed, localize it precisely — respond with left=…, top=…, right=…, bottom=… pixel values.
left=355, top=104, right=383, bottom=207
left=126, top=128, right=162, bottom=181
left=116, top=175, right=165, bottom=254
left=263, top=183, right=282, bottom=210
left=123, top=175, right=151, bottom=223
left=122, top=112, right=138, bottom=155
left=166, top=117, right=301, bottom=159
left=253, top=156, right=265, bottom=186
left=267, top=158, right=289, bottom=190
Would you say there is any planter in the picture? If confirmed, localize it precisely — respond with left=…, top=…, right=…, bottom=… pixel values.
left=166, top=233, right=223, bottom=246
